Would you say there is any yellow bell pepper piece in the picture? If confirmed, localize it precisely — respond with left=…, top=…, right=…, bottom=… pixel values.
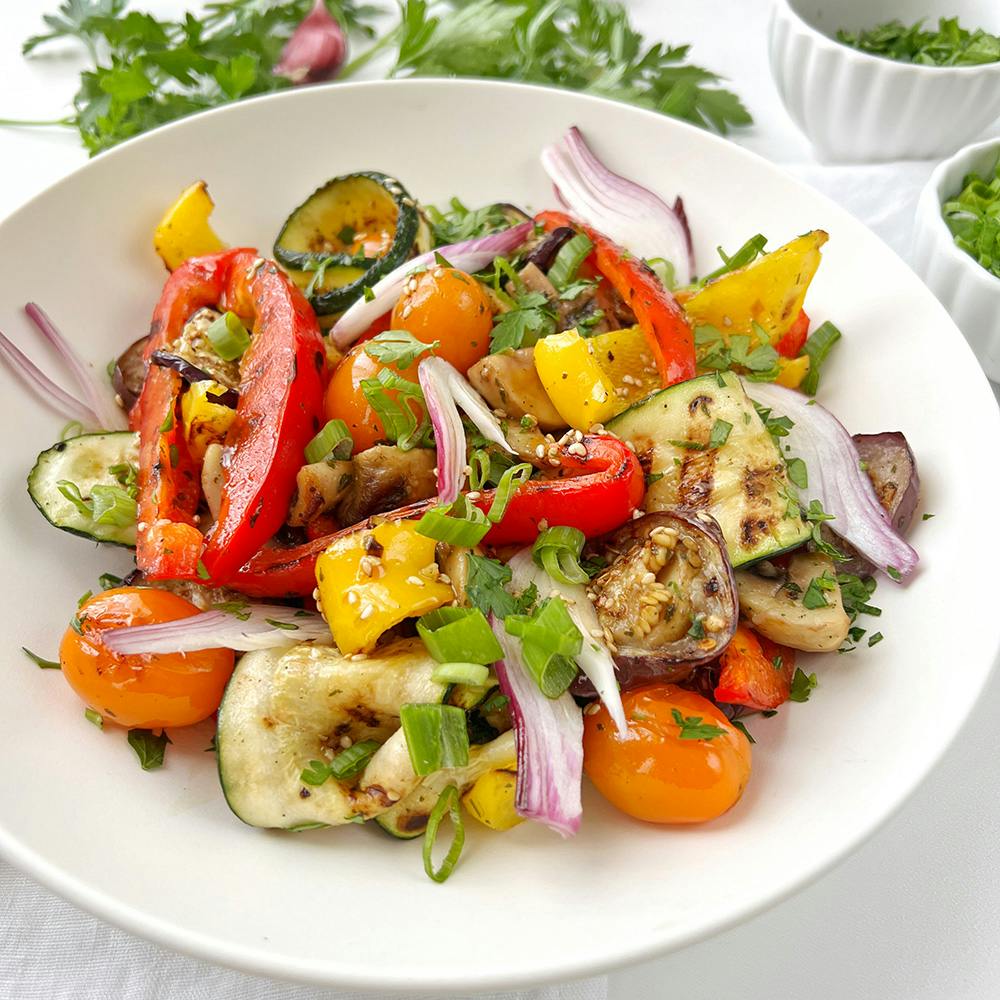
left=682, top=231, right=828, bottom=345
left=589, top=325, right=662, bottom=414
left=462, top=767, right=522, bottom=831
left=533, top=329, right=619, bottom=431
left=774, top=354, right=810, bottom=389
left=180, top=380, right=236, bottom=461
left=315, top=521, right=454, bottom=656
left=154, top=181, right=226, bottom=272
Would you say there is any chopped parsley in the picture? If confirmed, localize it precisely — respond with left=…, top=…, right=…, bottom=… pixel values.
left=800, top=321, right=841, bottom=396
left=837, top=18, right=1000, bottom=67
left=785, top=457, right=808, bottom=489
left=802, top=571, right=837, bottom=610
left=465, top=553, right=536, bottom=619
left=696, top=324, right=780, bottom=381
left=22, top=647, right=60, bottom=669
left=672, top=708, right=727, bottom=741
left=788, top=668, right=818, bottom=703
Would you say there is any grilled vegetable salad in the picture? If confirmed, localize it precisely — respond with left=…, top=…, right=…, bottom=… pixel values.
left=5, top=128, right=921, bottom=883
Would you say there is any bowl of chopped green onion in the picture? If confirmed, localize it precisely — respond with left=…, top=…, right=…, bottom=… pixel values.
left=769, top=0, right=1000, bottom=161
left=914, top=137, right=1000, bottom=380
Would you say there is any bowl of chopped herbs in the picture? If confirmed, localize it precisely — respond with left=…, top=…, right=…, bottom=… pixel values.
left=914, top=137, right=1000, bottom=380
left=769, top=0, right=1000, bottom=161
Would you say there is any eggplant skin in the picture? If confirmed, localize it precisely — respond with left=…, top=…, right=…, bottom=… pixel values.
left=832, top=432, right=920, bottom=576
left=853, top=432, right=920, bottom=535
left=112, top=335, right=149, bottom=412
left=577, top=509, right=738, bottom=694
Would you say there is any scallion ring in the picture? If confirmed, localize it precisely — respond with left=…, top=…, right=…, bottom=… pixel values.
left=305, top=419, right=353, bottom=464
left=417, top=606, right=503, bottom=665
left=430, top=661, right=491, bottom=686
left=487, top=462, right=533, bottom=524
left=531, top=525, right=589, bottom=585
left=415, top=496, right=490, bottom=546
left=547, top=232, right=594, bottom=288
left=423, top=784, right=465, bottom=884
left=399, top=703, right=470, bottom=777
left=206, top=311, right=251, bottom=362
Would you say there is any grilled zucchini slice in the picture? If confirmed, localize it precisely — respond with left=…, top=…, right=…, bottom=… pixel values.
left=274, top=171, right=420, bottom=315
left=27, top=431, right=138, bottom=547
left=608, top=371, right=810, bottom=566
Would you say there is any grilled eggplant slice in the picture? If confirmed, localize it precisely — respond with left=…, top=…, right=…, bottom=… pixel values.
left=584, top=510, right=738, bottom=691
left=608, top=371, right=811, bottom=566
left=736, top=550, right=851, bottom=652
left=112, top=335, right=149, bottom=412
left=467, top=348, right=564, bottom=431
left=335, top=445, right=437, bottom=529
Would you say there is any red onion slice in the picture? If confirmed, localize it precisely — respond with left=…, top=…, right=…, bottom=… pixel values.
left=508, top=549, right=627, bottom=737
left=749, top=381, right=919, bottom=581
left=25, top=303, right=127, bottom=431
left=330, top=222, right=533, bottom=350
left=0, top=329, right=99, bottom=426
left=540, top=126, right=694, bottom=284
left=490, top=615, right=583, bottom=838
left=102, top=604, right=329, bottom=654
left=418, top=356, right=514, bottom=504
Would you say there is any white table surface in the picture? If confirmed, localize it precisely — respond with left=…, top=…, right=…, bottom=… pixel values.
left=2, top=1, right=999, bottom=997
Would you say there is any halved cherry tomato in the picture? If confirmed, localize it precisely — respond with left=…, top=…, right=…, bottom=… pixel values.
left=322, top=344, right=414, bottom=453
left=715, top=623, right=796, bottom=711
left=59, top=588, right=234, bottom=729
left=584, top=684, right=751, bottom=824
left=390, top=266, right=492, bottom=372
left=775, top=309, right=809, bottom=359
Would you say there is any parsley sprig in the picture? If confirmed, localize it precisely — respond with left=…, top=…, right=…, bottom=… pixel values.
left=11, top=0, right=750, bottom=155
left=671, top=708, right=727, bottom=741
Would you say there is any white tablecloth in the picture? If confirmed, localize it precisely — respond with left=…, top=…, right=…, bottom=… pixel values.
left=2, top=2, right=1000, bottom=998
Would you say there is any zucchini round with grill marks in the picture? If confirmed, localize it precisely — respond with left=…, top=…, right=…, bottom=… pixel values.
left=274, top=171, right=420, bottom=315
left=27, top=431, right=139, bottom=547
left=608, top=371, right=811, bottom=567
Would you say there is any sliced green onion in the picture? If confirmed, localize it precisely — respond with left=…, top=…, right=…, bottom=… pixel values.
left=431, top=662, right=491, bottom=686
left=89, top=485, right=137, bottom=527
left=487, top=462, right=532, bottom=523
left=468, top=448, right=491, bottom=492
left=548, top=232, right=594, bottom=288
left=423, top=784, right=465, bottom=883
left=329, top=739, right=381, bottom=780
left=400, top=703, right=470, bottom=776
left=800, top=321, right=841, bottom=396
left=505, top=597, right=582, bottom=698
left=532, top=525, right=588, bottom=585
left=206, top=311, right=251, bottom=362
left=57, top=480, right=91, bottom=518
left=415, top=496, right=490, bottom=546
left=417, top=606, right=503, bottom=665
left=305, top=419, right=353, bottom=464
left=84, top=707, right=103, bottom=729
left=22, top=647, right=60, bottom=670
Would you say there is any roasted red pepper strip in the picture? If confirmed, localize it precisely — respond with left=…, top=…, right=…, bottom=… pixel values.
left=134, top=249, right=328, bottom=581
left=535, top=211, right=696, bottom=387
left=475, top=434, right=645, bottom=545
left=775, top=309, right=809, bottom=359
left=201, top=260, right=328, bottom=579
left=224, top=435, right=644, bottom=596
left=134, top=248, right=256, bottom=579
left=714, top=624, right=796, bottom=711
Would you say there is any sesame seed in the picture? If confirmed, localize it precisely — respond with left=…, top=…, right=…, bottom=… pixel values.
left=406, top=575, right=425, bottom=587
left=642, top=572, right=656, bottom=584
left=584, top=702, right=602, bottom=716
left=401, top=304, right=412, bottom=319
left=548, top=457, right=561, bottom=467
left=359, top=604, right=374, bottom=621
left=438, top=573, right=452, bottom=585
left=535, top=444, right=546, bottom=458
left=466, top=490, right=482, bottom=500
left=573, top=430, right=584, bottom=442
left=632, top=509, right=644, bottom=519
left=136, top=521, right=147, bottom=531
left=547, top=444, right=559, bottom=456
left=346, top=591, right=359, bottom=605
left=538, top=519, right=549, bottom=532
left=350, top=652, right=367, bottom=661
left=421, top=563, right=439, bottom=577
left=113, top=393, right=124, bottom=407
left=589, top=628, right=604, bottom=639
left=567, top=442, right=587, bottom=456
left=312, top=588, right=320, bottom=601
left=339, top=736, right=353, bottom=749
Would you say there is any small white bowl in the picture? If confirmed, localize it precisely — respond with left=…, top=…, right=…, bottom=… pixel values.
left=769, top=0, right=1000, bottom=162
left=913, top=137, right=1000, bottom=380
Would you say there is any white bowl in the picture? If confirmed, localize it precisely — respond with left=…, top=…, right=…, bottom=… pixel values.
left=1, top=80, right=999, bottom=992
left=769, top=0, right=1000, bottom=162
left=913, top=137, right=1000, bottom=380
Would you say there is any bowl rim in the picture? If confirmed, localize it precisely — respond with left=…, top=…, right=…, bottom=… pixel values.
left=1, top=76, right=1000, bottom=993
left=774, top=0, right=1000, bottom=78
left=920, top=136, right=1000, bottom=291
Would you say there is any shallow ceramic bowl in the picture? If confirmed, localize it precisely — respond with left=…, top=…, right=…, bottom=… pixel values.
left=913, top=137, right=1000, bottom=380
left=0, top=80, right=998, bottom=992
left=769, top=0, right=1000, bottom=162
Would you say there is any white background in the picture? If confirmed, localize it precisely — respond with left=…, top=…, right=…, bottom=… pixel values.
left=1, top=1, right=999, bottom=998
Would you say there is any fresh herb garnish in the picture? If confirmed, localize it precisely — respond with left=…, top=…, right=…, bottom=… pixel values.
left=671, top=707, right=727, bottom=741
left=490, top=289, right=557, bottom=353
left=85, top=707, right=104, bottom=728
left=686, top=615, right=706, bottom=640
left=300, top=739, right=381, bottom=785
left=127, top=728, right=171, bottom=770
left=22, top=647, right=60, bottom=669
left=697, top=233, right=768, bottom=285
left=696, top=324, right=780, bottom=381
left=465, top=553, right=536, bottom=619
left=426, top=198, right=516, bottom=245
left=785, top=457, right=808, bottom=489
left=11, top=0, right=749, bottom=157
left=837, top=17, right=1000, bottom=67
left=731, top=718, right=755, bottom=744
left=867, top=632, right=884, bottom=647
left=800, top=321, right=841, bottom=396
left=360, top=368, right=432, bottom=450
left=364, top=329, right=438, bottom=368
left=922, top=512, right=935, bottom=521
left=802, top=571, right=837, bottom=610
left=57, top=479, right=138, bottom=528
left=423, top=783, right=465, bottom=883
left=788, top=668, right=817, bottom=703
left=886, top=565, right=902, bottom=582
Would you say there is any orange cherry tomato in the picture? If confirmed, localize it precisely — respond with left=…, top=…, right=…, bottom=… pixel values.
left=583, top=684, right=752, bottom=824
left=322, top=344, right=414, bottom=454
left=59, top=587, right=234, bottom=729
left=390, top=266, right=492, bottom=372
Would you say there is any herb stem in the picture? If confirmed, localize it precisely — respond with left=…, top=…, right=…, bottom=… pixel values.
left=339, top=26, right=401, bottom=80
left=0, top=116, right=75, bottom=127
